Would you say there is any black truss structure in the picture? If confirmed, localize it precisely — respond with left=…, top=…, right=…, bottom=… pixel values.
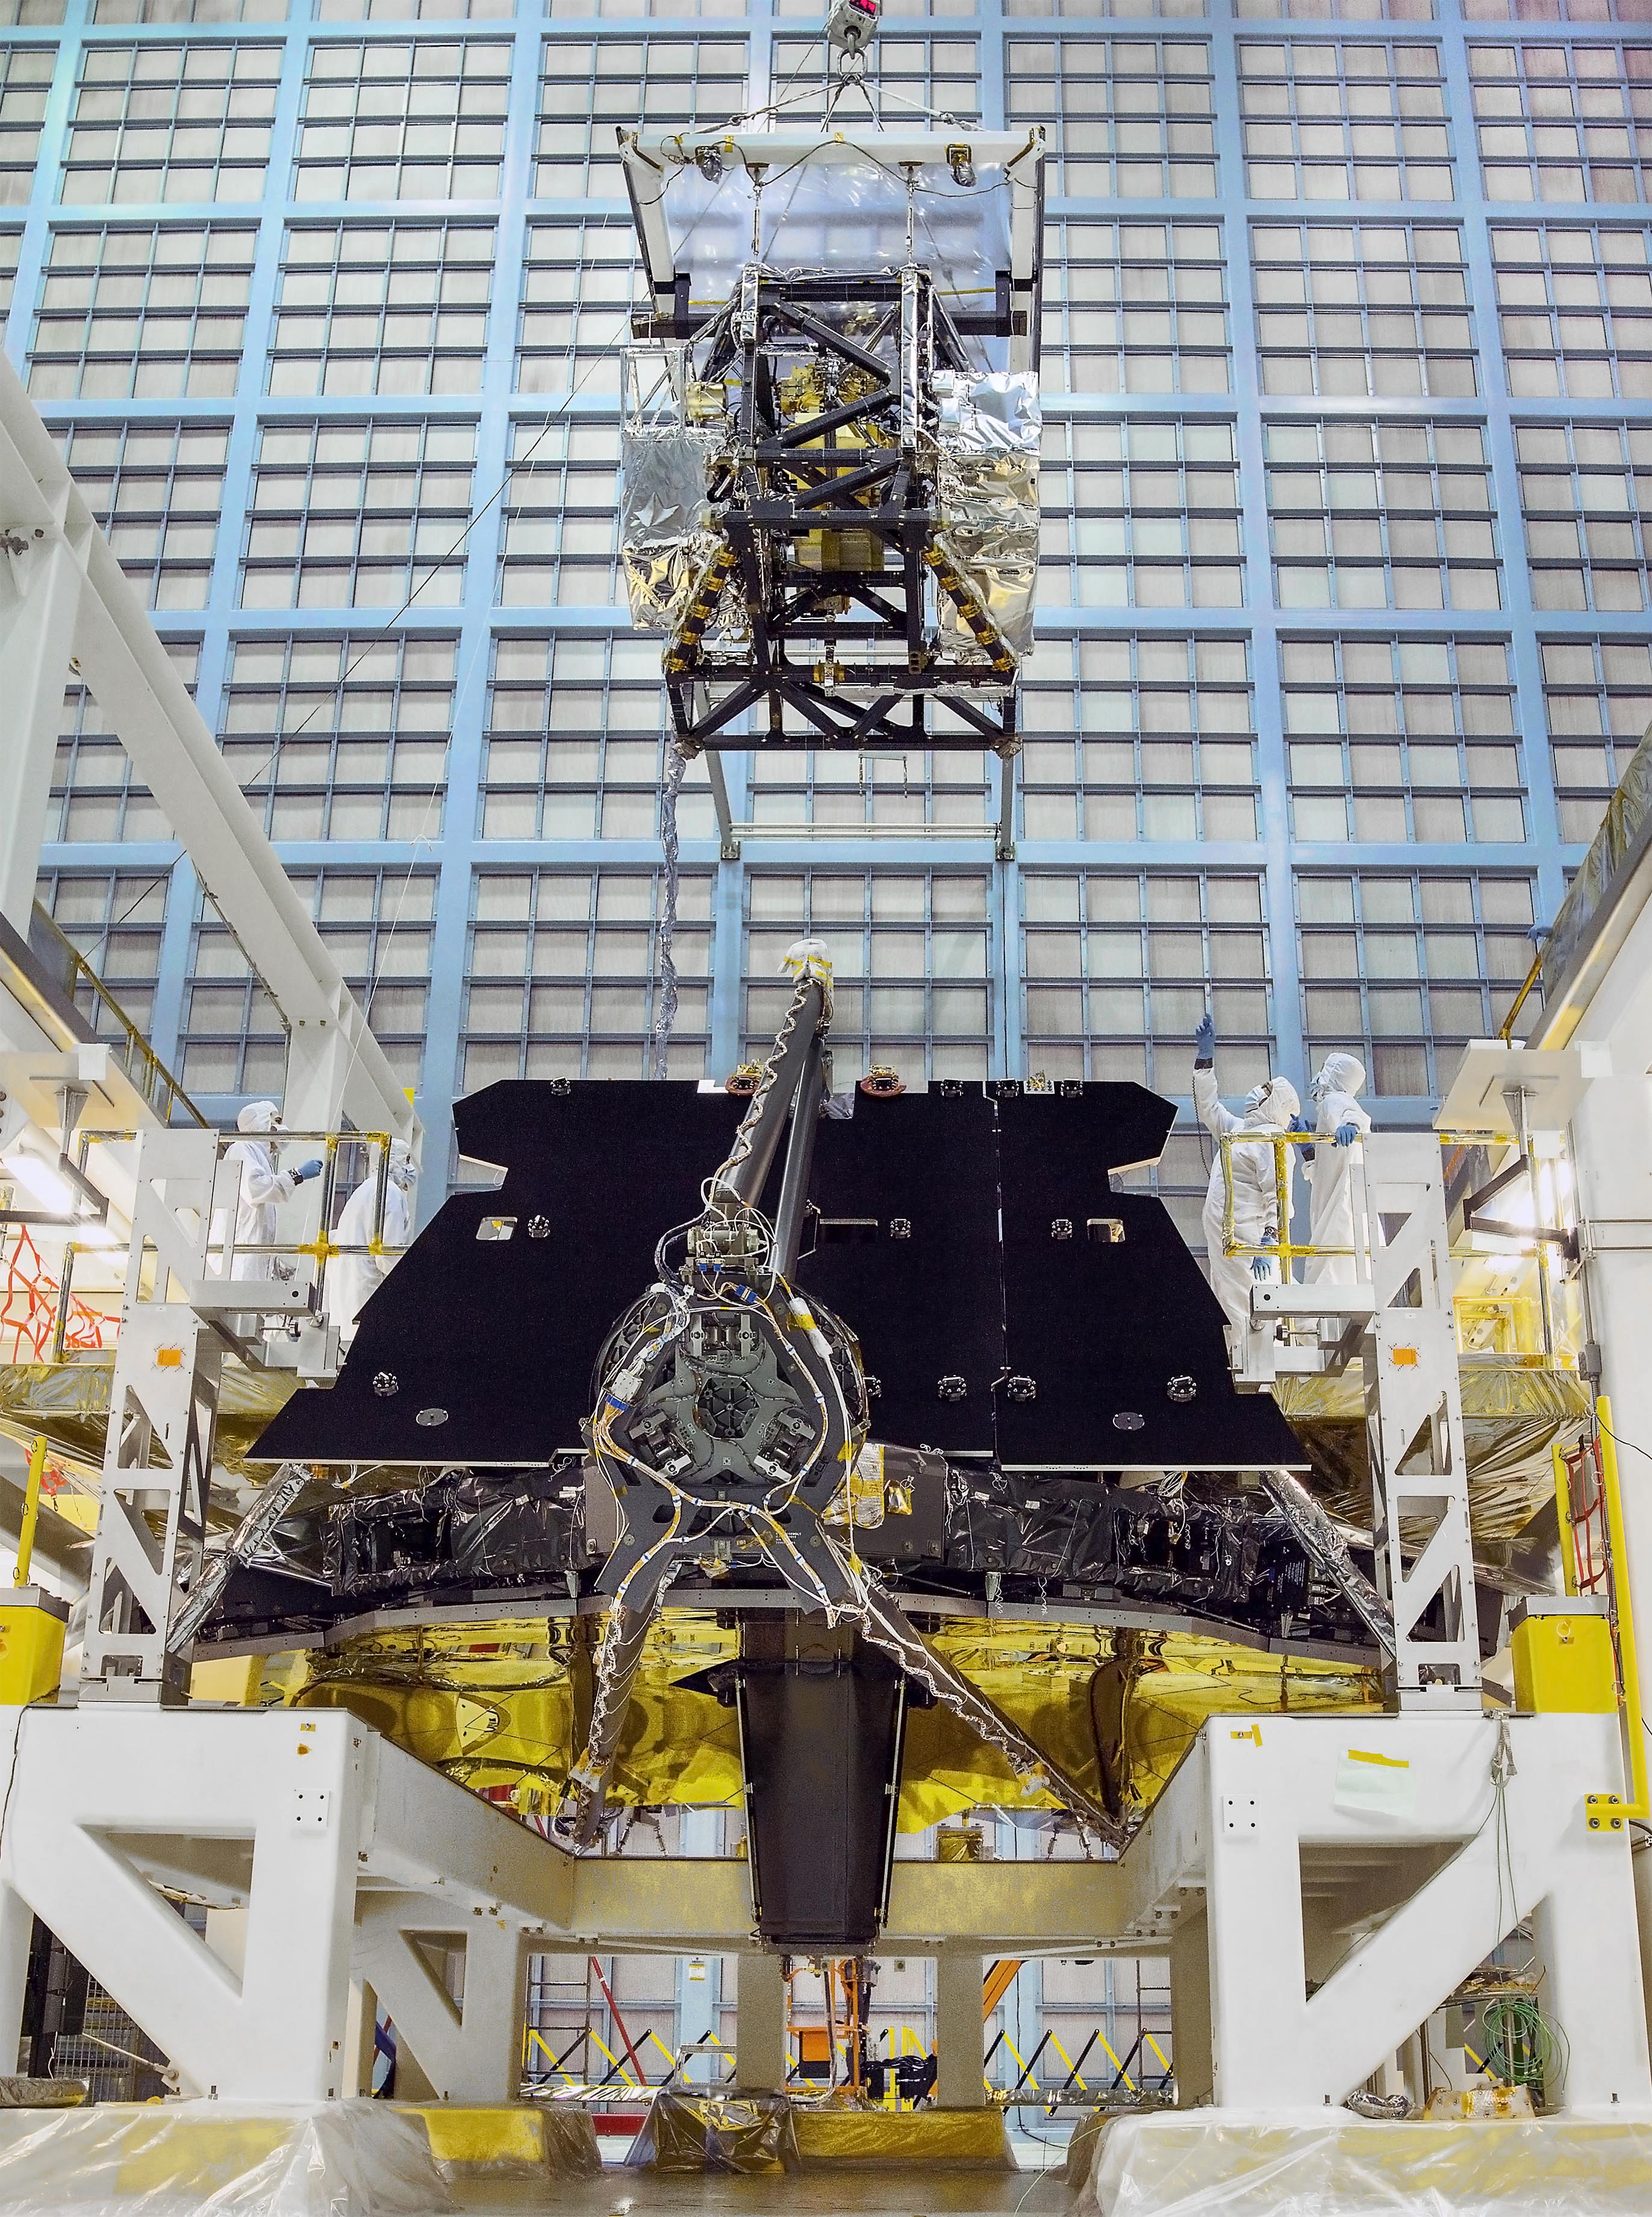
left=641, top=266, right=1026, bottom=756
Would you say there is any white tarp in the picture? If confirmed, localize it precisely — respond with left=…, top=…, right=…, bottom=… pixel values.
left=0, top=2100, right=452, bottom=2217
left=1075, top=2111, right=1652, bottom=2217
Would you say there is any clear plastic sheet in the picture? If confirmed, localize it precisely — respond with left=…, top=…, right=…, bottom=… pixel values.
left=0, top=2098, right=452, bottom=2217
left=644, top=153, right=1014, bottom=320
left=934, top=373, right=1040, bottom=662
left=1274, top=1364, right=1589, bottom=1547
left=619, top=424, right=721, bottom=634
left=0, top=1356, right=299, bottom=1485
left=1542, top=722, right=1652, bottom=1014
left=625, top=2089, right=798, bottom=2173
left=1074, top=2112, right=1652, bottom=2216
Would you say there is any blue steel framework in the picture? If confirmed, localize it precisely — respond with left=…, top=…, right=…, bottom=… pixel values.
left=16, top=0, right=1638, bottom=1243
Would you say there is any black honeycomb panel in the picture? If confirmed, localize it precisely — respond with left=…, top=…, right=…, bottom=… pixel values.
left=797, top=1090, right=1000, bottom=1457
left=255, top=1081, right=746, bottom=1466
left=994, top=1090, right=1303, bottom=1469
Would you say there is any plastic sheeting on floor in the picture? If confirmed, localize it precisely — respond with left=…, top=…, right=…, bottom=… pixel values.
left=626, top=2090, right=798, bottom=2173
left=0, top=2098, right=453, bottom=2216
left=1073, top=2110, right=1652, bottom=2215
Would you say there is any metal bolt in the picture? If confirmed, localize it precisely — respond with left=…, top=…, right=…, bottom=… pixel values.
left=373, top=1371, right=399, bottom=1398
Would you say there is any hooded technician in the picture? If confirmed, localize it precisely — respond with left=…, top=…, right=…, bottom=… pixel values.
left=1192, top=1014, right=1300, bottom=1353
left=220, top=1101, right=322, bottom=1279
left=1302, top=1051, right=1371, bottom=1286
left=328, top=1140, right=417, bottom=1346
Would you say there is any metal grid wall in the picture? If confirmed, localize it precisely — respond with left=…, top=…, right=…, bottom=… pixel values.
left=20, top=0, right=1604, bottom=1169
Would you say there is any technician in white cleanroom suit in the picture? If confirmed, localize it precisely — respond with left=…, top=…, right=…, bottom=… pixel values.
left=221, top=1101, right=322, bottom=1278
left=327, top=1141, right=417, bottom=1346
left=1192, top=1014, right=1301, bottom=1352
left=1302, top=1051, right=1371, bottom=1285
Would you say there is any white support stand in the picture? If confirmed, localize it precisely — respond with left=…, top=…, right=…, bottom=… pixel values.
left=1361, top=1133, right=1479, bottom=1709
left=80, top=1126, right=307, bottom=1703
left=1249, top=1131, right=1480, bottom=1710
left=354, top=1896, right=527, bottom=2104
left=0, top=1706, right=572, bottom=2103
left=1116, top=1712, right=1652, bottom=2116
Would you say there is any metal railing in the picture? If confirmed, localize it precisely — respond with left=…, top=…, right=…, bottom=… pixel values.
left=26, top=905, right=205, bottom=1129
left=38, top=1128, right=410, bottom=1362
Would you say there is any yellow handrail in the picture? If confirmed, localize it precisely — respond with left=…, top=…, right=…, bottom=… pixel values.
left=1498, top=947, right=1545, bottom=1044
left=1217, top=1124, right=1526, bottom=1268
left=15, top=1435, right=45, bottom=1588
left=1217, top=1128, right=1351, bottom=1265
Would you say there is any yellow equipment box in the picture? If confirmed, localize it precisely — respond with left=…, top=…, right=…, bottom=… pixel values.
left=0, top=1589, right=66, bottom=1706
left=1511, top=1596, right=1618, bottom=1715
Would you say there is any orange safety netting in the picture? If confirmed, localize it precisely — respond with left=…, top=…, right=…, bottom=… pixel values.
left=0, top=1228, right=110, bottom=1364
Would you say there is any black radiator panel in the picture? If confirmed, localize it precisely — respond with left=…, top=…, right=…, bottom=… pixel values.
left=253, top=1079, right=1306, bottom=1472
left=797, top=1090, right=1000, bottom=1456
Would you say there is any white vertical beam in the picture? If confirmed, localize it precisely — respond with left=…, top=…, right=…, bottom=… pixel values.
left=934, top=1950, right=985, bottom=2109
left=0, top=537, right=81, bottom=932
left=354, top=1902, right=526, bottom=2104
left=734, top=1951, right=787, bottom=2089
left=0, top=1882, right=33, bottom=2076
left=1571, top=1072, right=1652, bottom=1710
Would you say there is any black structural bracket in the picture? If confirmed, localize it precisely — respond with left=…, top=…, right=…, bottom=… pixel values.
left=653, top=265, right=1023, bottom=757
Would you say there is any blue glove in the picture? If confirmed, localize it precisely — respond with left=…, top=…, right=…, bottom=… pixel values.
left=1334, top=1123, right=1359, bottom=1148
left=1288, top=1113, right=1311, bottom=1135
left=1251, top=1255, right=1271, bottom=1280
left=1194, top=1013, right=1215, bottom=1059
left=291, top=1158, right=324, bottom=1183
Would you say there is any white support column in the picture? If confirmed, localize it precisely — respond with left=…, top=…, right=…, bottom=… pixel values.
left=0, top=535, right=83, bottom=934
left=0, top=1709, right=365, bottom=2101
left=1168, top=1910, right=1211, bottom=2107
left=354, top=1900, right=527, bottom=2105
left=1571, top=1072, right=1652, bottom=1698
left=934, top=1950, right=985, bottom=2109
left=345, top=1977, right=379, bottom=2099
left=0, top=1882, right=33, bottom=2077
left=733, top=1951, right=787, bottom=2090
left=1193, top=1713, right=1652, bottom=2114
left=1362, top=1132, right=1480, bottom=1708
